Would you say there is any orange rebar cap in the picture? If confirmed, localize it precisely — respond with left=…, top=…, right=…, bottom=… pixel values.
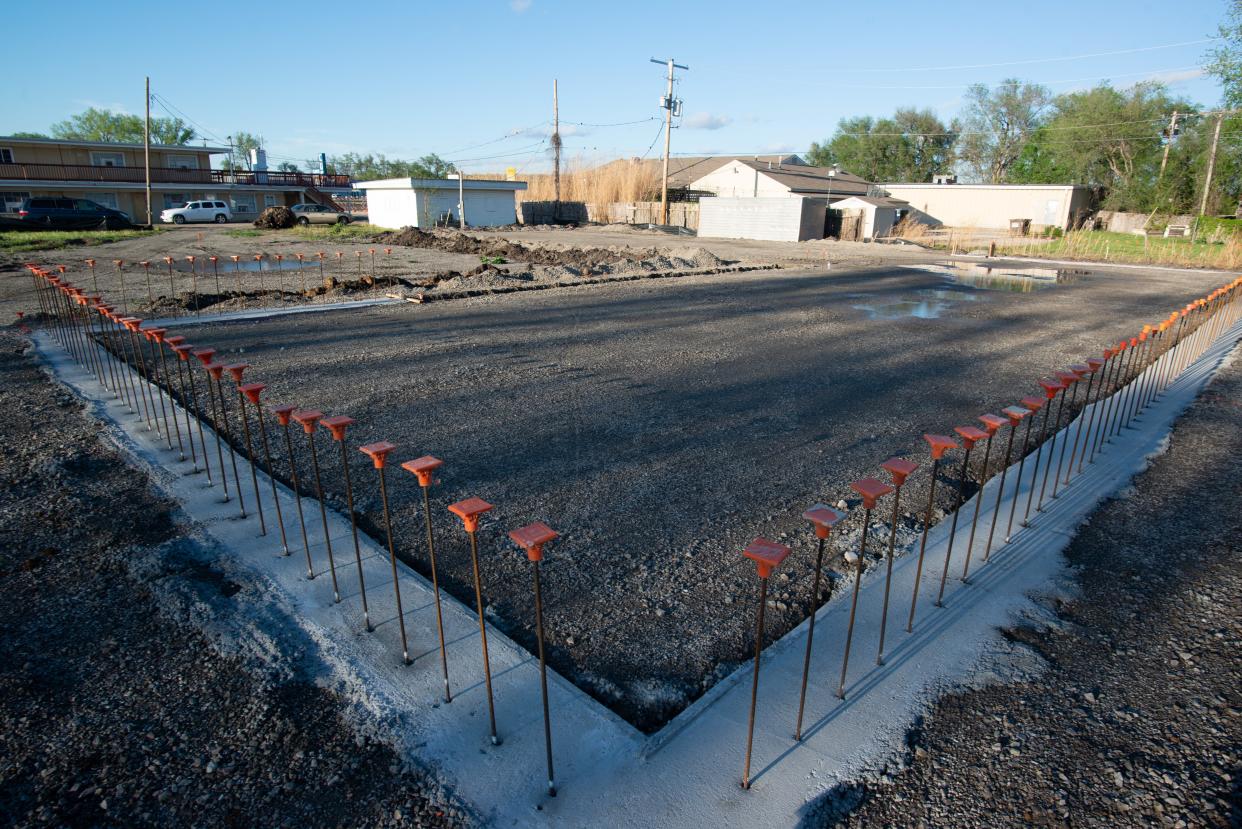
left=1002, top=405, right=1031, bottom=424
left=510, top=522, right=558, bottom=562
left=923, top=433, right=959, bottom=460
left=271, top=404, right=297, bottom=426
left=204, top=362, right=226, bottom=380
left=165, top=334, right=186, bottom=346
left=359, top=440, right=397, bottom=469
left=743, top=537, right=790, bottom=579
left=448, top=497, right=493, bottom=533
left=1086, top=357, right=1104, bottom=371
left=223, top=362, right=249, bottom=383
left=803, top=503, right=845, bottom=539
left=292, top=409, right=323, bottom=433
left=1055, top=371, right=1080, bottom=385
left=881, top=457, right=919, bottom=487
left=1039, top=378, right=1064, bottom=398
left=978, top=413, right=1007, bottom=434
left=1069, top=364, right=1090, bottom=378
left=954, top=425, right=988, bottom=449
left=239, top=382, right=266, bottom=405
left=851, top=477, right=894, bottom=509
left=321, top=414, right=355, bottom=441
left=401, top=455, right=444, bottom=487
left=191, top=347, right=216, bottom=366
left=1020, top=395, right=1045, bottom=412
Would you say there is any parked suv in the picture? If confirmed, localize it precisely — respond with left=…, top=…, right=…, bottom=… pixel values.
left=160, top=200, right=232, bottom=224
left=16, top=197, right=133, bottom=229
left=290, top=203, right=351, bottom=225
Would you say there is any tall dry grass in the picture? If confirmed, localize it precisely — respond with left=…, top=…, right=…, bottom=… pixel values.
left=478, top=156, right=661, bottom=208
left=995, top=230, right=1242, bottom=270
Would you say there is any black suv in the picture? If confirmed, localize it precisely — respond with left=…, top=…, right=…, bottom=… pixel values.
left=15, top=197, right=134, bottom=230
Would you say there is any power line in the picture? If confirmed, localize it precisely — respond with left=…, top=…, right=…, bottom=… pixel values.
left=836, top=37, right=1218, bottom=74
left=148, top=92, right=228, bottom=145
left=560, top=116, right=661, bottom=127
left=845, top=65, right=1206, bottom=90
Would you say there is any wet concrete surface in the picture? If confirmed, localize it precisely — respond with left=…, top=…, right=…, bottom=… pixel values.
left=163, top=259, right=1224, bottom=731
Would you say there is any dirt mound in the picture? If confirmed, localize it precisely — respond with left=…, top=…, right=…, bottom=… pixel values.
left=253, top=206, right=296, bottom=229
left=373, top=227, right=726, bottom=273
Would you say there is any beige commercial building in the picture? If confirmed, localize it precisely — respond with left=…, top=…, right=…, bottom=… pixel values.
left=881, top=183, right=1095, bottom=231
left=0, top=136, right=350, bottom=222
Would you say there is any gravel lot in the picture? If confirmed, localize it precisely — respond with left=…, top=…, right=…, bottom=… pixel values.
left=152, top=252, right=1226, bottom=731
left=0, top=330, right=467, bottom=828
left=815, top=349, right=1242, bottom=828
left=0, top=224, right=940, bottom=323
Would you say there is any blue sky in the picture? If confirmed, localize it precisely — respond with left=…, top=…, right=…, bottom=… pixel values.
left=3, top=0, right=1231, bottom=173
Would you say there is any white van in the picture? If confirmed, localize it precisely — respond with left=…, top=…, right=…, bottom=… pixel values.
left=160, top=200, right=232, bottom=224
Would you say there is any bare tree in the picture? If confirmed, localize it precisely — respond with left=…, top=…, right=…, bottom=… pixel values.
left=954, top=80, right=1051, bottom=183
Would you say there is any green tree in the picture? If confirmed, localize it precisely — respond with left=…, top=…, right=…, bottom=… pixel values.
left=1008, top=83, right=1194, bottom=211
left=229, top=131, right=263, bottom=170
left=954, top=80, right=1051, bottom=183
left=275, top=161, right=300, bottom=173
left=8, top=131, right=49, bottom=139
left=808, top=108, right=955, bottom=182
left=51, top=107, right=194, bottom=145
left=1207, top=0, right=1242, bottom=108
left=325, top=152, right=456, bottom=180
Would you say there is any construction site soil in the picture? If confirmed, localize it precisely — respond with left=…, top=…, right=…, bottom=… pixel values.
left=0, top=330, right=466, bottom=828
left=146, top=255, right=1226, bottom=732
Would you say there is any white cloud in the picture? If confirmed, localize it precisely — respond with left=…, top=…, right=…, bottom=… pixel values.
left=684, top=112, right=732, bottom=131
left=1144, top=67, right=1206, bottom=85
left=510, top=0, right=532, bottom=12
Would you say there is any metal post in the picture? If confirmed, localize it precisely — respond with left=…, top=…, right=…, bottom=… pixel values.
left=209, top=364, right=247, bottom=517
left=908, top=434, right=957, bottom=632
left=226, top=364, right=267, bottom=535
left=840, top=478, right=892, bottom=697
left=403, top=456, right=452, bottom=701
left=1036, top=375, right=1075, bottom=513
left=449, top=497, right=501, bottom=745
left=936, top=428, right=982, bottom=607
left=795, top=505, right=844, bottom=740
left=274, top=406, right=314, bottom=577
left=962, top=416, right=1004, bottom=582
left=1050, top=366, right=1088, bottom=499
left=361, top=443, right=408, bottom=662
left=323, top=416, right=369, bottom=631
left=985, top=406, right=1027, bottom=561
left=878, top=459, right=916, bottom=662
left=509, top=522, right=561, bottom=798
left=295, top=410, right=339, bottom=601
left=244, top=383, right=289, bottom=554
left=193, top=349, right=230, bottom=500
left=740, top=537, right=790, bottom=790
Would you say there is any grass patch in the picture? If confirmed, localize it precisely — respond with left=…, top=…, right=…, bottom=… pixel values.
left=0, top=228, right=159, bottom=253
left=290, top=222, right=385, bottom=242
left=223, top=228, right=264, bottom=238
left=993, top=229, right=1242, bottom=270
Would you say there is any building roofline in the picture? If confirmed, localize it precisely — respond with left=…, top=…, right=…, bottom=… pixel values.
left=354, top=177, right=528, bottom=191
left=0, top=135, right=229, bottom=154
left=881, top=182, right=1090, bottom=190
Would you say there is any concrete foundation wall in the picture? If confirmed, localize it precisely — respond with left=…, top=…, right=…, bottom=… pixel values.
left=698, top=196, right=824, bottom=241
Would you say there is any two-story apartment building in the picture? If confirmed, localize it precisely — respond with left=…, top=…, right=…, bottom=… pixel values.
left=0, top=136, right=349, bottom=222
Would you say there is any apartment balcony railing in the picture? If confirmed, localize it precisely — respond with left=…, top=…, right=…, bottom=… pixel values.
left=0, top=162, right=352, bottom=189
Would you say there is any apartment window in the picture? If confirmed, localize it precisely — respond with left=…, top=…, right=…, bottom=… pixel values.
left=0, top=191, right=29, bottom=211
left=0, top=148, right=13, bottom=164
left=231, top=194, right=257, bottom=214
left=163, top=192, right=189, bottom=209
left=264, top=194, right=278, bottom=208
left=90, top=151, right=126, bottom=167
left=89, top=192, right=120, bottom=210
left=164, top=154, right=198, bottom=170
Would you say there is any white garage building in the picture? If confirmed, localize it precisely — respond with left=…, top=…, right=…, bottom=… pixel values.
left=880, top=183, right=1095, bottom=231
left=355, top=177, right=527, bottom=229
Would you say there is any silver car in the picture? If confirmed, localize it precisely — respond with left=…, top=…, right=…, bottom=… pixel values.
left=290, top=203, right=350, bottom=225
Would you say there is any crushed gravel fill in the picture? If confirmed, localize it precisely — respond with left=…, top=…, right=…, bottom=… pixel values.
left=0, top=330, right=468, bottom=828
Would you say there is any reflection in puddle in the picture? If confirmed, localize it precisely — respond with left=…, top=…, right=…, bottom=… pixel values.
left=938, top=261, right=1090, bottom=292
left=854, top=300, right=947, bottom=320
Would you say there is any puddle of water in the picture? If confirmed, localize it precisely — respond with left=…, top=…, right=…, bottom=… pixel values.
left=939, top=261, right=1089, bottom=292
left=853, top=300, right=948, bottom=320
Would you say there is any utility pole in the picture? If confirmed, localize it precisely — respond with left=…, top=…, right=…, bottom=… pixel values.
left=651, top=57, right=687, bottom=226
left=552, top=79, right=561, bottom=221
left=144, top=76, right=152, bottom=227
left=1158, top=109, right=1179, bottom=179
left=1199, top=111, right=1223, bottom=217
